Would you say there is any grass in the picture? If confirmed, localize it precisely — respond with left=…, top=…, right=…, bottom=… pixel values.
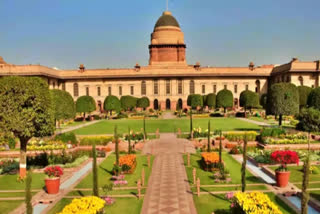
left=193, top=193, right=296, bottom=214
left=48, top=197, right=143, bottom=214
left=0, top=173, right=45, bottom=190
left=269, top=165, right=320, bottom=183
left=184, top=152, right=262, bottom=185
left=191, top=184, right=268, bottom=192
left=0, top=201, right=24, bottom=214
left=76, top=153, right=154, bottom=189
left=0, top=192, right=37, bottom=197
left=310, top=191, right=320, bottom=202
left=71, top=118, right=260, bottom=135
left=67, top=188, right=146, bottom=196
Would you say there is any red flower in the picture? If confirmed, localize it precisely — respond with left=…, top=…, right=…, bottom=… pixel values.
left=270, top=150, right=299, bottom=170
left=44, top=166, right=63, bottom=178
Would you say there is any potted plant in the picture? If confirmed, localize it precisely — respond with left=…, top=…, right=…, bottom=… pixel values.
left=270, top=150, right=299, bottom=187
left=44, top=166, right=63, bottom=194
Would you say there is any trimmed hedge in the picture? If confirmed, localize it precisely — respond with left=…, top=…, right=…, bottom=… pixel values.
left=223, top=131, right=257, bottom=141
left=54, top=132, right=77, bottom=145
left=79, top=136, right=113, bottom=146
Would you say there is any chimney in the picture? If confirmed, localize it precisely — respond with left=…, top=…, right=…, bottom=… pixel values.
left=249, top=62, right=255, bottom=70
left=194, top=62, right=201, bottom=70
left=79, top=64, right=85, bottom=73
left=135, top=63, right=141, bottom=72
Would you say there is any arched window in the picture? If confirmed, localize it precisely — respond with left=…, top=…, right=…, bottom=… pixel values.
left=189, top=80, right=195, bottom=94
left=154, top=80, right=158, bottom=95
left=166, top=99, right=171, bottom=110
left=166, top=80, right=170, bottom=95
left=178, top=79, right=183, bottom=94
left=73, top=83, right=79, bottom=97
left=141, top=81, right=146, bottom=95
left=299, top=76, right=304, bottom=86
left=255, top=80, right=261, bottom=93
left=154, top=99, right=159, bottom=110
left=178, top=98, right=183, bottom=110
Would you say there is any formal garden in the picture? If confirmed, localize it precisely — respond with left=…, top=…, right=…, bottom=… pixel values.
left=1, top=76, right=320, bottom=213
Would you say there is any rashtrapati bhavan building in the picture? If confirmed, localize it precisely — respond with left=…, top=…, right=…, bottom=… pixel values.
left=0, top=11, right=319, bottom=111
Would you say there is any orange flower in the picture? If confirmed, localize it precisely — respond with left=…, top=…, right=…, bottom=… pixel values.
left=119, top=154, right=136, bottom=168
left=201, top=152, right=219, bottom=164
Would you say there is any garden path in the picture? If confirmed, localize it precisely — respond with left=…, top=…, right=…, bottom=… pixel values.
left=56, top=120, right=100, bottom=134
left=236, top=117, right=270, bottom=127
left=141, top=133, right=197, bottom=214
left=162, top=111, right=176, bottom=120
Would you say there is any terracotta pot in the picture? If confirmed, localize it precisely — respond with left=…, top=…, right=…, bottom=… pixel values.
left=275, top=171, right=290, bottom=188
left=45, top=177, right=60, bottom=194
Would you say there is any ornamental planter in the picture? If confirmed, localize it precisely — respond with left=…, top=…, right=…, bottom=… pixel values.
left=45, top=177, right=60, bottom=194
left=275, top=171, right=290, bottom=188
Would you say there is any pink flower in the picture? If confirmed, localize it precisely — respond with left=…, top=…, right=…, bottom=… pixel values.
left=225, top=192, right=234, bottom=200
left=231, top=203, right=235, bottom=208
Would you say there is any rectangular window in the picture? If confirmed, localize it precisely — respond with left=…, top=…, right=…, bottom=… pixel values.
left=245, top=85, right=249, bottom=90
left=166, top=80, right=170, bottom=95
left=119, top=86, right=122, bottom=96
left=86, top=87, right=89, bottom=96
left=213, top=85, right=217, bottom=94
left=202, top=85, right=205, bottom=94
left=97, top=86, right=101, bottom=96
left=108, top=86, right=112, bottom=95
left=224, top=85, right=227, bottom=90
left=130, top=86, right=134, bottom=95
left=178, top=79, right=183, bottom=94
left=234, top=85, right=238, bottom=94
left=154, top=80, right=158, bottom=95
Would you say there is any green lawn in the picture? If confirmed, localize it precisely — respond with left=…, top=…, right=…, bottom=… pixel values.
left=269, top=165, right=320, bottom=183
left=193, top=193, right=296, bottom=214
left=76, top=153, right=154, bottom=189
left=48, top=197, right=143, bottom=214
left=184, top=152, right=262, bottom=185
left=0, top=173, right=45, bottom=190
left=72, top=118, right=260, bottom=135
left=191, top=184, right=267, bottom=192
left=0, top=201, right=24, bottom=214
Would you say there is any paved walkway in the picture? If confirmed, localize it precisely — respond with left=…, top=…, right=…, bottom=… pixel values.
left=236, top=117, right=270, bottom=127
left=162, top=112, right=176, bottom=120
left=141, top=133, right=197, bottom=214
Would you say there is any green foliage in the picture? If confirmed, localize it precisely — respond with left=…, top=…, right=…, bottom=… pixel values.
left=224, top=131, right=257, bottom=141
left=301, top=155, right=310, bottom=214
left=216, top=89, right=233, bottom=112
left=79, top=136, right=113, bottom=146
left=268, top=83, right=299, bottom=124
left=104, top=95, right=121, bottom=113
left=114, top=126, right=119, bottom=171
left=137, top=97, right=150, bottom=109
left=92, top=144, right=99, bottom=197
left=128, top=127, right=131, bottom=154
left=25, top=171, right=33, bottom=214
left=308, top=87, right=320, bottom=110
left=296, top=107, right=320, bottom=133
left=120, top=96, right=137, bottom=111
left=190, top=111, right=193, bottom=136
left=239, top=90, right=260, bottom=111
left=260, top=127, right=286, bottom=138
left=187, top=94, right=203, bottom=109
left=207, top=121, right=211, bottom=152
left=219, top=131, right=222, bottom=163
left=202, top=95, right=208, bottom=107
left=241, top=135, right=248, bottom=192
left=260, top=94, right=268, bottom=109
left=50, top=89, right=76, bottom=121
left=206, top=93, right=216, bottom=109
left=143, top=116, right=147, bottom=138
left=76, top=96, right=96, bottom=114
left=298, top=86, right=312, bottom=109
left=54, top=132, right=77, bottom=145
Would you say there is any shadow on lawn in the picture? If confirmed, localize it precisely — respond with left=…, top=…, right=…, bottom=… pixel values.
left=99, top=166, right=113, bottom=176
left=235, top=128, right=260, bottom=131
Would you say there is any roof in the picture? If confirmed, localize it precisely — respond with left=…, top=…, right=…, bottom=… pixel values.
left=154, top=11, right=180, bottom=29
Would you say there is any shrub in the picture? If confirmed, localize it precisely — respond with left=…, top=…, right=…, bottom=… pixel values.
left=270, top=150, right=299, bottom=171
left=50, top=89, right=76, bottom=121
left=206, top=93, right=216, bottom=109
left=79, top=136, right=113, bottom=146
left=223, top=131, right=257, bottom=141
left=119, top=154, right=137, bottom=174
left=137, top=97, right=150, bottom=110
left=104, top=95, right=121, bottom=113
left=308, top=87, right=320, bottom=110
left=0, top=159, right=19, bottom=174
left=216, top=89, right=233, bottom=113
left=201, top=152, right=219, bottom=171
left=260, top=127, right=285, bottom=138
left=298, top=86, right=312, bottom=109
left=296, top=107, right=320, bottom=133
left=210, top=112, right=224, bottom=117
left=76, top=96, right=96, bottom=117
left=235, top=112, right=246, bottom=118
left=229, top=146, right=242, bottom=154
left=120, top=96, right=137, bottom=111
left=54, top=133, right=77, bottom=145
left=239, top=90, right=260, bottom=112
left=187, top=94, right=203, bottom=109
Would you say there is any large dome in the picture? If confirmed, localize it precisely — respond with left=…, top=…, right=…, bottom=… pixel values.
left=154, top=11, right=180, bottom=29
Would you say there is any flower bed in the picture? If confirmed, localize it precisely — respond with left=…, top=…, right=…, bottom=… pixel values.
left=223, top=131, right=257, bottom=141
left=193, top=127, right=209, bottom=138
left=58, top=196, right=105, bottom=214
left=27, top=139, right=66, bottom=151
left=201, top=152, right=219, bottom=171
left=124, top=131, right=144, bottom=141
left=119, top=154, right=137, bottom=174
left=230, top=192, right=282, bottom=214
left=79, top=136, right=113, bottom=146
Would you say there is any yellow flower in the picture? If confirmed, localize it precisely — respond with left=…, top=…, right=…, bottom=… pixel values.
left=58, top=196, right=105, bottom=214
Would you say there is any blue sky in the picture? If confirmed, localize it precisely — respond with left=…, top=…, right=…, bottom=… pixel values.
left=1, top=0, right=320, bottom=69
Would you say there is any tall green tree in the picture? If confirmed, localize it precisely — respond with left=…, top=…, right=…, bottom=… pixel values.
left=25, top=171, right=33, bottom=214
left=137, top=97, right=150, bottom=110
left=219, top=130, right=222, bottom=163
left=308, top=87, right=320, bottom=110
left=239, top=90, right=260, bottom=115
left=268, top=83, right=299, bottom=126
left=128, top=127, right=131, bottom=154
left=114, top=125, right=120, bottom=175
left=50, top=89, right=76, bottom=127
left=92, top=143, right=99, bottom=196
left=0, top=76, right=55, bottom=177
left=216, top=89, right=233, bottom=113
left=207, top=120, right=211, bottom=152
left=187, top=94, right=203, bottom=110
left=298, top=86, right=312, bottom=110
left=104, top=95, right=121, bottom=115
left=241, top=135, right=248, bottom=192
left=189, top=110, right=193, bottom=137
left=76, top=96, right=96, bottom=119
left=206, top=93, right=216, bottom=109
left=120, top=96, right=137, bottom=111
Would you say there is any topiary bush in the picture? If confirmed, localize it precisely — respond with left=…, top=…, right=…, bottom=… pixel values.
left=50, top=89, right=76, bottom=122
left=298, top=86, right=312, bottom=109
left=308, top=87, right=320, bottom=110
left=216, top=89, right=233, bottom=113
left=187, top=94, right=203, bottom=109
left=76, top=96, right=96, bottom=118
left=296, top=107, right=320, bottom=133
left=120, top=96, right=137, bottom=111
left=207, top=93, right=216, bottom=109
left=240, top=90, right=260, bottom=113
left=104, top=95, right=121, bottom=114
left=137, top=97, right=150, bottom=110
left=54, top=133, right=77, bottom=145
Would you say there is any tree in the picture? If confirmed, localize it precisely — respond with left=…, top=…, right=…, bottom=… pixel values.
left=137, top=97, right=150, bottom=110
left=114, top=125, right=120, bottom=175
left=308, top=87, right=320, bottom=110
left=128, top=127, right=131, bottom=154
left=296, top=108, right=320, bottom=133
left=0, top=76, right=55, bottom=177
left=50, top=89, right=76, bottom=127
left=190, top=110, right=193, bottom=137
left=260, top=94, right=268, bottom=110
left=239, top=90, right=259, bottom=115
left=187, top=94, right=203, bottom=109
left=219, top=130, right=222, bottom=163
left=104, top=95, right=121, bottom=115
left=25, top=171, right=33, bottom=214
left=268, top=83, right=299, bottom=126
left=216, top=89, right=233, bottom=113
left=301, top=153, right=310, bottom=214
left=143, top=115, right=147, bottom=139
left=298, top=86, right=312, bottom=110
left=207, top=93, right=216, bottom=109
left=202, top=95, right=208, bottom=108
left=76, top=96, right=96, bottom=119
left=120, top=96, right=137, bottom=111
left=241, top=135, right=248, bottom=192
left=92, top=143, right=99, bottom=196
left=207, top=120, right=211, bottom=152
